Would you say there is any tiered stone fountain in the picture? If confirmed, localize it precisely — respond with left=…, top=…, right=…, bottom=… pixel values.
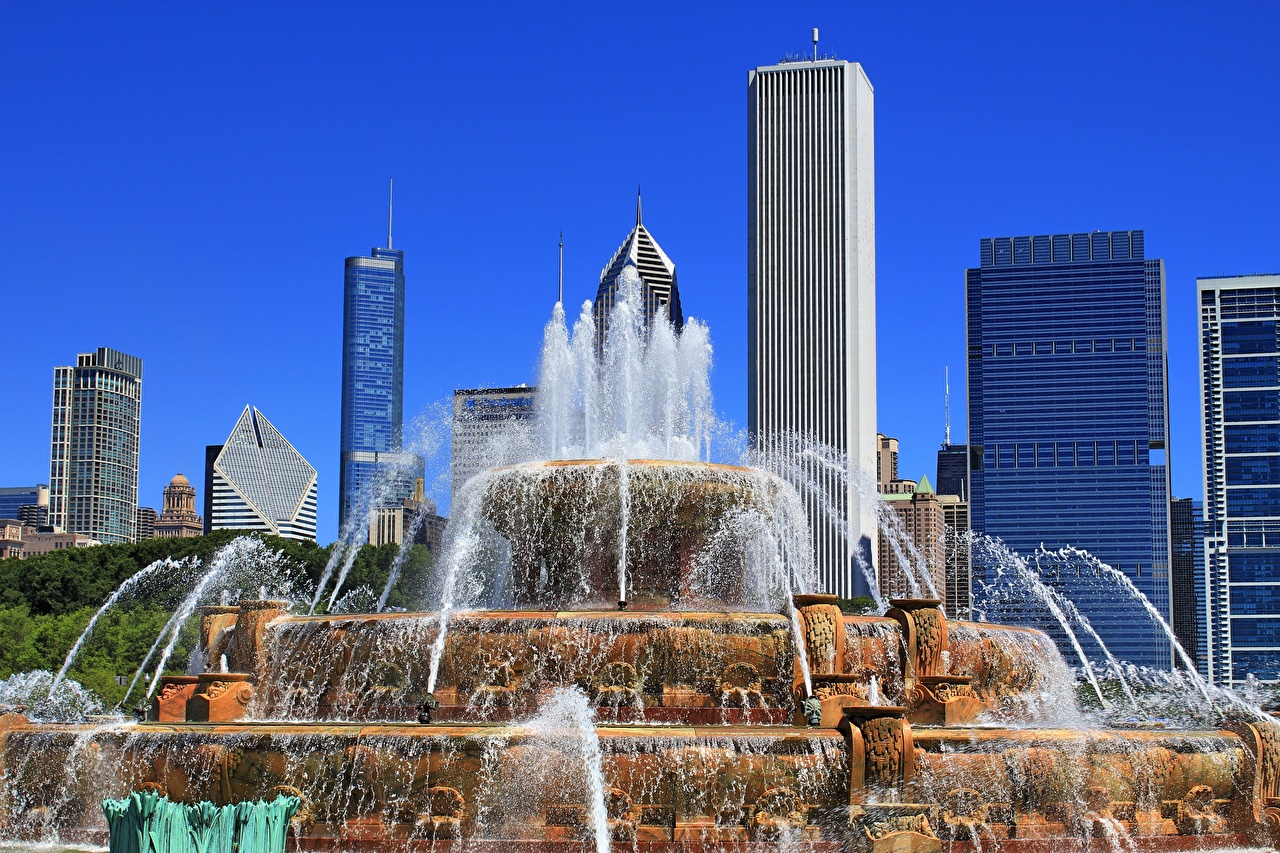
left=3, top=459, right=1280, bottom=852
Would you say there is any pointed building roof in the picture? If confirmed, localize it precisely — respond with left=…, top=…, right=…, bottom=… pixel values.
left=214, top=406, right=317, bottom=530
left=916, top=474, right=934, bottom=494
left=595, top=192, right=683, bottom=331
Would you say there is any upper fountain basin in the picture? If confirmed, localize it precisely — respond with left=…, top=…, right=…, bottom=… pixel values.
left=484, top=459, right=801, bottom=611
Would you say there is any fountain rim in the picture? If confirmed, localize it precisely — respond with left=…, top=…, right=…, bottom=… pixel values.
left=486, top=458, right=761, bottom=475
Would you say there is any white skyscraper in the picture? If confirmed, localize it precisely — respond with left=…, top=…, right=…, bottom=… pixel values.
left=205, top=406, right=318, bottom=541
left=748, top=57, right=878, bottom=598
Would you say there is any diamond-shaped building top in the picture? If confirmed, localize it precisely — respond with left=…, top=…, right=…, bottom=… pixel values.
left=205, top=406, right=318, bottom=541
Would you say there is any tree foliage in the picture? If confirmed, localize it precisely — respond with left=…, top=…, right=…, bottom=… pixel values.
left=0, top=532, right=437, bottom=708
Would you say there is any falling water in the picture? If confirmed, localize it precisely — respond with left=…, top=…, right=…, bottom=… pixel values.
left=1028, top=546, right=1138, bottom=709
left=785, top=602, right=813, bottom=698
left=616, top=458, right=629, bottom=605
left=522, top=689, right=611, bottom=853
left=50, top=557, right=186, bottom=692
left=973, top=535, right=1110, bottom=708
left=1053, top=545, right=1213, bottom=704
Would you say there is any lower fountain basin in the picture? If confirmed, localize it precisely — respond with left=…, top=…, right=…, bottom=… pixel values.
left=0, top=718, right=1262, bottom=850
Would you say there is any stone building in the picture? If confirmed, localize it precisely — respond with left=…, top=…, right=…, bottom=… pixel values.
left=154, top=473, right=203, bottom=539
left=878, top=475, right=946, bottom=601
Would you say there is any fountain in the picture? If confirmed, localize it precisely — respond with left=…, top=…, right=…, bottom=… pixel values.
left=4, top=265, right=1280, bottom=852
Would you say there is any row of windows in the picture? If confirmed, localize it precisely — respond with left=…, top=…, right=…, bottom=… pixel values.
left=1223, top=356, right=1280, bottom=388
left=1221, top=321, right=1278, bottom=355
left=989, top=441, right=1146, bottom=468
left=980, top=339, right=1145, bottom=358
left=1224, top=390, right=1280, bottom=422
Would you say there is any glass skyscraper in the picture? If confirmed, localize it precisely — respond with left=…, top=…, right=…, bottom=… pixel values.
left=49, top=347, right=143, bottom=544
left=340, top=241, right=416, bottom=536
left=966, top=231, right=1172, bottom=669
left=1199, top=273, right=1280, bottom=685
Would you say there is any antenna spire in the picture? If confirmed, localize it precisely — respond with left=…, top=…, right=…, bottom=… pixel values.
left=944, top=366, right=951, bottom=445
left=558, top=231, right=564, bottom=305
left=636, top=185, right=642, bottom=226
left=387, top=179, right=394, bottom=250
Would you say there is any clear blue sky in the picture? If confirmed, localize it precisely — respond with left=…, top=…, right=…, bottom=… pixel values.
left=3, top=1, right=1278, bottom=543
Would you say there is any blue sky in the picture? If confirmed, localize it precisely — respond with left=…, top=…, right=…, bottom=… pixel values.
left=2, top=1, right=1278, bottom=542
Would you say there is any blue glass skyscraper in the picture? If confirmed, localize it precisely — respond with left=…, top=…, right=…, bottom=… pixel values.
left=1199, top=273, right=1280, bottom=685
left=966, top=231, right=1172, bottom=669
left=339, top=206, right=411, bottom=536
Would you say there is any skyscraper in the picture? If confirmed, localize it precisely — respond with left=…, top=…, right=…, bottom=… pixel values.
left=748, top=57, right=877, bottom=598
left=1198, top=273, right=1280, bottom=685
left=49, top=347, right=143, bottom=544
left=207, top=406, right=318, bottom=541
left=936, top=445, right=970, bottom=501
left=450, top=386, right=536, bottom=505
left=593, top=194, right=683, bottom=351
left=966, top=231, right=1172, bottom=669
left=0, top=485, right=48, bottom=524
left=340, top=191, right=414, bottom=536
left=1170, top=496, right=1205, bottom=676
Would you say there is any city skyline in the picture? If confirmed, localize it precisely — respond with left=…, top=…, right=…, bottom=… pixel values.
left=2, top=5, right=1278, bottom=543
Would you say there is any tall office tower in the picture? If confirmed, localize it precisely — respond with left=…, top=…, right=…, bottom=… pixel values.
left=967, top=231, right=1172, bottom=669
left=136, top=507, right=157, bottom=540
left=206, top=406, right=318, bottom=541
left=878, top=475, right=946, bottom=599
left=450, top=386, right=537, bottom=505
left=939, top=493, right=972, bottom=617
left=593, top=195, right=683, bottom=351
left=748, top=57, right=877, bottom=598
left=49, top=347, right=143, bottom=544
left=877, top=434, right=899, bottom=489
left=154, top=473, right=203, bottom=538
left=1169, top=497, right=1205, bottom=675
left=0, top=485, right=48, bottom=523
left=1199, top=273, right=1280, bottom=685
left=340, top=201, right=414, bottom=536
left=936, top=445, right=970, bottom=500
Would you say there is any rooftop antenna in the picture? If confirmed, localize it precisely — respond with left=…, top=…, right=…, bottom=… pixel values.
left=558, top=231, right=564, bottom=305
left=636, top=185, right=642, bottom=226
left=387, top=179, right=393, bottom=250
left=944, top=366, right=951, bottom=445
left=812, top=27, right=819, bottom=60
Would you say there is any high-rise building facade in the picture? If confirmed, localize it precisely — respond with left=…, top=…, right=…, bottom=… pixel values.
left=594, top=195, right=683, bottom=351
left=939, top=493, right=972, bottom=618
left=0, top=485, right=48, bottom=525
left=878, top=475, right=946, bottom=600
left=49, top=347, right=143, bottom=544
left=154, top=473, right=203, bottom=538
left=451, top=386, right=536, bottom=505
left=340, top=224, right=412, bottom=535
left=967, top=231, right=1172, bottom=669
left=1170, top=496, right=1205, bottom=675
left=207, top=406, right=318, bottom=541
left=136, top=506, right=157, bottom=540
left=748, top=57, right=877, bottom=598
left=1199, top=273, right=1280, bottom=684
left=936, top=444, right=970, bottom=501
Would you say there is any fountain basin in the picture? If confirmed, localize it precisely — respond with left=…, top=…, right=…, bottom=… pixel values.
left=484, top=460, right=792, bottom=610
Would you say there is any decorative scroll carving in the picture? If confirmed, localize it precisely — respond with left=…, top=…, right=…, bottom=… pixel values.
left=797, top=603, right=843, bottom=676
left=938, top=788, right=992, bottom=842
left=719, top=662, right=764, bottom=708
left=1176, top=785, right=1227, bottom=835
left=841, top=706, right=915, bottom=799
left=594, top=661, right=642, bottom=707
left=747, top=786, right=806, bottom=841
left=912, top=608, right=946, bottom=677
left=415, top=785, right=464, bottom=840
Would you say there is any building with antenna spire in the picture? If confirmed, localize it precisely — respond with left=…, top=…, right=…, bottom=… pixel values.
left=593, top=191, right=683, bottom=352
left=339, top=183, right=420, bottom=538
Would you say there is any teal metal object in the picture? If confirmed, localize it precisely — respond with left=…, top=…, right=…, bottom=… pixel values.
left=103, top=789, right=299, bottom=853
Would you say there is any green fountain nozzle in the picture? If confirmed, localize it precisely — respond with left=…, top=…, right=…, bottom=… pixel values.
left=802, top=695, right=823, bottom=727
left=417, top=693, right=440, bottom=724
left=618, top=599, right=628, bottom=611
left=132, top=702, right=148, bottom=723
